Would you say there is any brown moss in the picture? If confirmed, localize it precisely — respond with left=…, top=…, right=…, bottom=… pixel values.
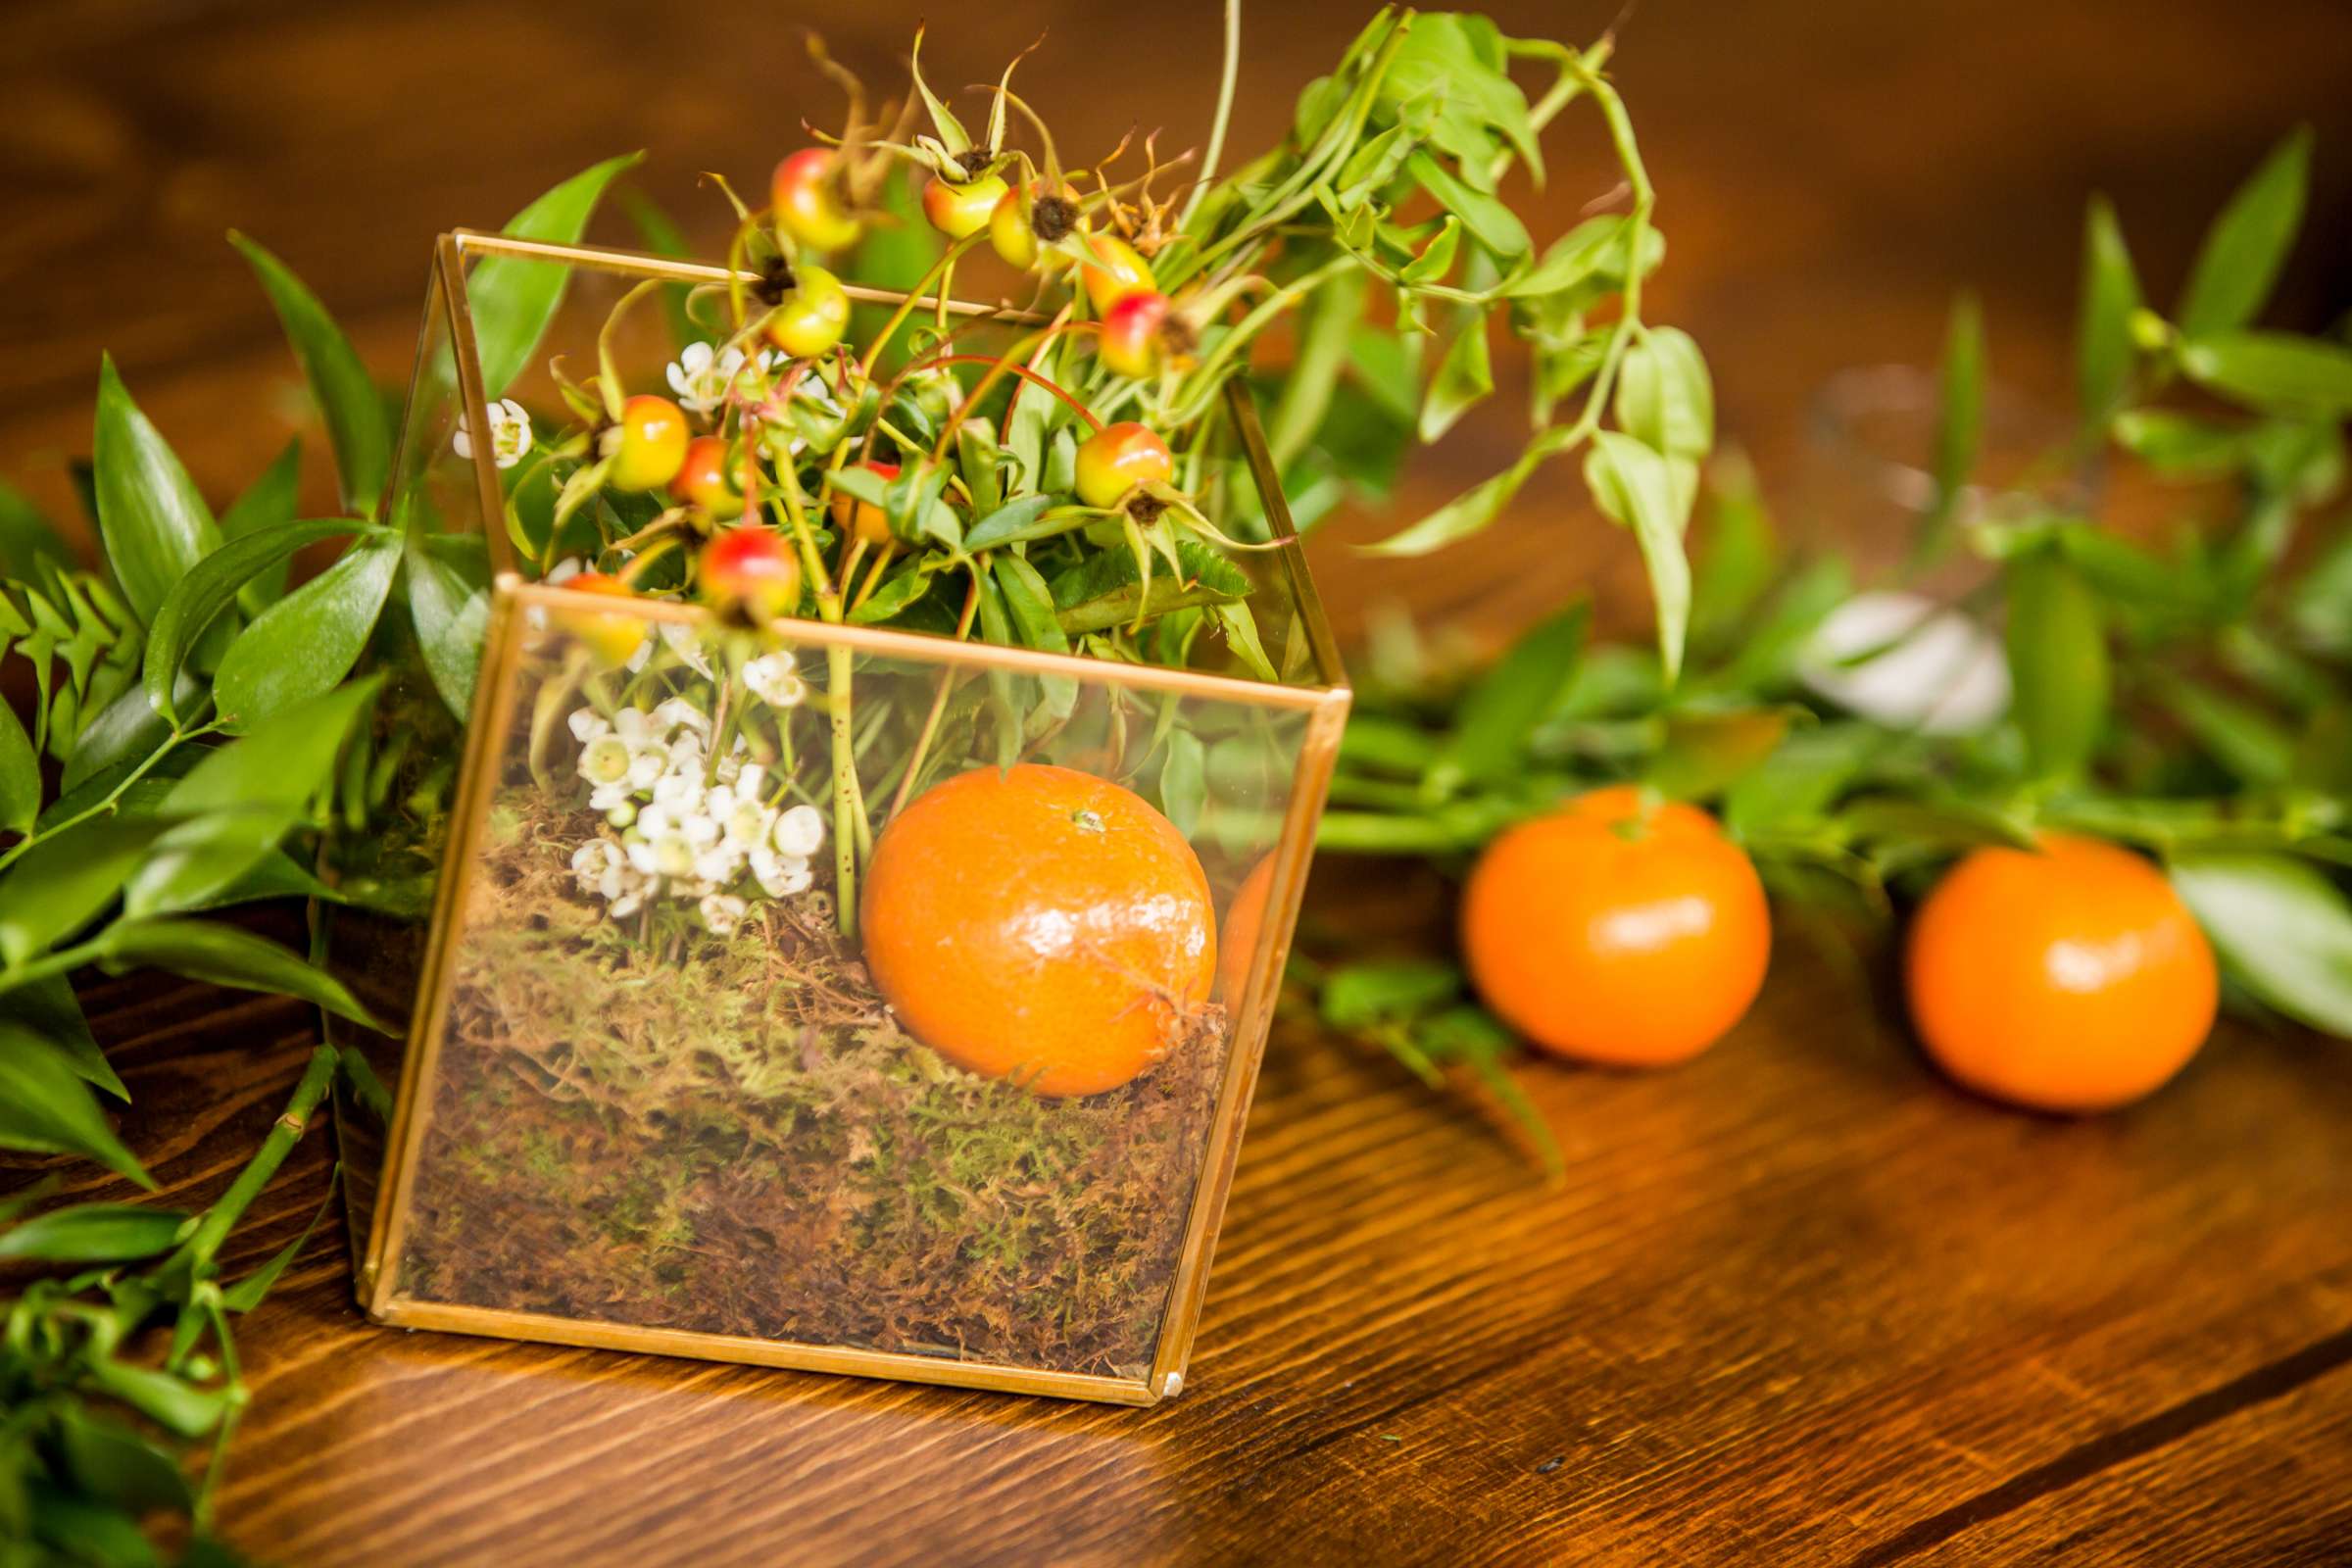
left=397, top=785, right=1228, bottom=1380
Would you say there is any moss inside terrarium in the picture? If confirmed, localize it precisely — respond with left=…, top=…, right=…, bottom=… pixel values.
left=387, top=630, right=1264, bottom=1380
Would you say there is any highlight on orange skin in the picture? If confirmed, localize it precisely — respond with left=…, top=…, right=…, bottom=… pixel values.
left=861, top=762, right=1217, bottom=1097
left=1460, top=785, right=1771, bottom=1067
left=1905, top=833, right=2218, bottom=1113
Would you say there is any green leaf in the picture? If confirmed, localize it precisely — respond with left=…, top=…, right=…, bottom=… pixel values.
left=1424, top=604, right=1588, bottom=797
left=0, top=815, right=163, bottom=963
left=84, top=1359, right=226, bottom=1440
left=0, top=694, right=38, bottom=836
left=1839, top=795, right=2038, bottom=853
left=408, top=539, right=490, bottom=718
left=2171, top=853, right=2352, bottom=1035
left=1321, top=959, right=1462, bottom=1029
left=0, top=1025, right=152, bottom=1187
left=122, top=808, right=303, bottom=919
left=2178, top=331, right=2352, bottom=419
left=1418, top=318, right=1493, bottom=443
left=231, top=233, right=389, bottom=515
left=2152, top=675, right=2293, bottom=787
left=2003, top=548, right=2107, bottom=781
left=1689, top=456, right=1779, bottom=649
left=844, top=563, right=939, bottom=627
left=59, top=674, right=197, bottom=795
left=218, top=438, right=305, bottom=614
left=1211, top=602, right=1279, bottom=683
left=1159, top=730, right=1206, bottom=837
left=1365, top=463, right=1526, bottom=556
left=211, top=534, right=400, bottom=731
left=0, top=477, right=73, bottom=580
left=1919, top=294, right=1984, bottom=564
left=468, top=154, right=645, bottom=397
left=1616, top=327, right=1714, bottom=461
left=1502, top=216, right=1657, bottom=302
left=2177, top=126, right=2311, bottom=338
left=0, top=1201, right=186, bottom=1262
left=1648, top=707, right=1795, bottom=801
left=92, top=355, right=222, bottom=625
left=1051, top=541, right=1250, bottom=635
left=2289, top=526, right=2352, bottom=657
left=1723, top=722, right=1876, bottom=837
left=2110, top=410, right=2252, bottom=477
left=962, top=495, right=1069, bottom=553
left=94, top=918, right=382, bottom=1028
left=1398, top=217, right=1461, bottom=286
left=2075, top=196, right=2142, bottom=425
left=1584, top=430, right=1695, bottom=684
left=1406, top=150, right=1530, bottom=259
left=223, top=1172, right=337, bottom=1313
left=144, top=518, right=365, bottom=724
left=26, top=1483, right=164, bottom=1568
left=12, top=971, right=124, bottom=1100
left=56, top=1408, right=195, bottom=1517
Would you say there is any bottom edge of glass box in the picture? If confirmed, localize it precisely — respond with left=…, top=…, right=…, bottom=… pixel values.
left=367, top=1295, right=1173, bottom=1406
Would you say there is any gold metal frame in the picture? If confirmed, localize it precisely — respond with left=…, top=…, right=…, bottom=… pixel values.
left=353, top=232, right=1350, bottom=1405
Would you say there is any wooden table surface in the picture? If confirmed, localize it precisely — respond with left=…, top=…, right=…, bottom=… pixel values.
left=7, top=2, right=2352, bottom=1563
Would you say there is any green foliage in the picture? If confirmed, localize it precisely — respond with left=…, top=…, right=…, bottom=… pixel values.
left=1319, top=127, right=2352, bottom=1146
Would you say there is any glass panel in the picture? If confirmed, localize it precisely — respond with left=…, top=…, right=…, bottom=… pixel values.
left=383, top=589, right=1312, bottom=1383
left=325, top=258, right=479, bottom=1261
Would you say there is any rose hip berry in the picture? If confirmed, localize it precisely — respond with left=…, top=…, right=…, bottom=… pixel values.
left=1078, top=234, right=1155, bottom=315
left=671, top=436, right=755, bottom=519
left=830, top=460, right=902, bottom=548
left=553, top=571, right=648, bottom=666
left=1075, top=421, right=1173, bottom=511
left=607, top=395, right=689, bottom=491
left=763, top=264, right=852, bottom=360
left=923, top=172, right=1011, bottom=240
left=771, top=149, right=861, bottom=253
left=697, top=526, right=804, bottom=619
left=1099, top=290, right=1174, bottom=378
left=989, top=180, right=1083, bottom=271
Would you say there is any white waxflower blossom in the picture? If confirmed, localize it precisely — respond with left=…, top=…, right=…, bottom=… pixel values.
left=743, top=654, right=808, bottom=710
left=751, top=846, right=813, bottom=898
left=1798, top=590, right=2011, bottom=735
left=577, top=735, right=633, bottom=788
left=567, top=707, right=612, bottom=744
left=700, top=893, right=749, bottom=936
left=665, top=341, right=749, bottom=417
left=773, top=804, right=826, bottom=858
left=605, top=802, right=637, bottom=829
left=656, top=621, right=714, bottom=678
left=453, top=397, right=532, bottom=469
left=652, top=697, right=710, bottom=735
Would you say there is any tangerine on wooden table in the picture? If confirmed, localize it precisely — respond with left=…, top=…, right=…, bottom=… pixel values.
left=861, top=762, right=1217, bottom=1097
left=1905, top=833, right=2218, bottom=1113
left=1460, top=785, right=1771, bottom=1067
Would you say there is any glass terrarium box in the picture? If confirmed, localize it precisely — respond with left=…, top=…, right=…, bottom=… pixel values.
left=322, top=232, right=1349, bottom=1404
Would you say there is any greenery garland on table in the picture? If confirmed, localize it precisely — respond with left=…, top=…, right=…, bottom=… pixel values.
left=1305, top=127, right=2352, bottom=1167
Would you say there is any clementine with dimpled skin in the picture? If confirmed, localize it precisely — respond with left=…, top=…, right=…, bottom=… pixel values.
left=1461, top=785, right=1770, bottom=1067
left=861, top=762, right=1217, bottom=1097
left=1905, top=833, right=2217, bottom=1112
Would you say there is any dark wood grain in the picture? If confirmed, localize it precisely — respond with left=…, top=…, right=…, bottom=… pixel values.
left=6, top=1, right=2352, bottom=1564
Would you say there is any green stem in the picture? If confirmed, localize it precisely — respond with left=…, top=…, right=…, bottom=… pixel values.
left=828, top=642, right=859, bottom=938
left=0, top=719, right=218, bottom=873
left=1166, top=258, right=1354, bottom=427
left=1176, top=0, right=1244, bottom=230
left=171, top=1045, right=337, bottom=1273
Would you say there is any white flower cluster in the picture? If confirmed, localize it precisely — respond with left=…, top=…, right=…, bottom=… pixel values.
left=565, top=671, right=824, bottom=937
left=452, top=397, right=532, bottom=469
left=664, top=341, right=787, bottom=418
